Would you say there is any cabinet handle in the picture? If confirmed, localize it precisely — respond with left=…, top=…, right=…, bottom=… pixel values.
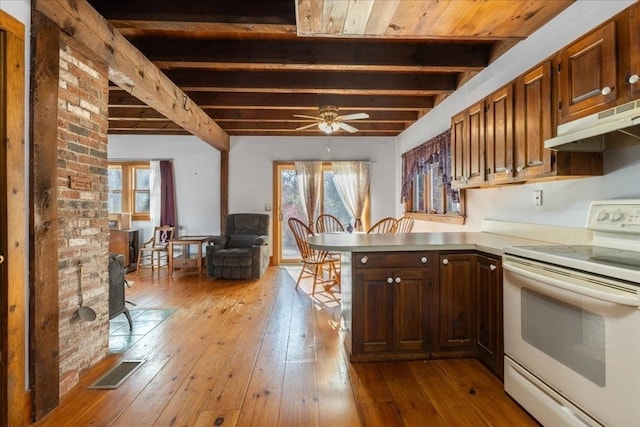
left=360, top=256, right=368, bottom=264
left=0, top=254, right=4, bottom=265
left=387, top=277, right=394, bottom=284
left=421, top=256, right=428, bottom=263
left=395, top=277, right=401, bottom=284
left=516, top=166, right=525, bottom=173
left=490, top=264, right=497, bottom=271
left=601, top=86, right=612, bottom=96
left=629, top=74, right=640, bottom=85
left=442, top=258, right=449, bottom=265
left=505, top=168, right=512, bottom=175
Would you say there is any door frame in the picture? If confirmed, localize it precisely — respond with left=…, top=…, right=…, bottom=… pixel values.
left=0, top=10, right=29, bottom=425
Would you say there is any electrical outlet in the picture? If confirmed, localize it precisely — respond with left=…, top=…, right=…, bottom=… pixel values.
left=264, top=203, right=272, bottom=212
left=533, top=190, right=543, bottom=206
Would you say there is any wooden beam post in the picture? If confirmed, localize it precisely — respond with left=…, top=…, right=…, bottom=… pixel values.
left=29, top=10, right=61, bottom=420
left=34, top=0, right=230, bottom=152
left=220, top=151, right=229, bottom=232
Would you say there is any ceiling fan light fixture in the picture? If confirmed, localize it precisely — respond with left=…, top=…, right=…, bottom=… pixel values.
left=318, top=121, right=340, bottom=134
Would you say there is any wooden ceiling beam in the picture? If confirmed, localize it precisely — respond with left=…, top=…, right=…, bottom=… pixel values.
left=86, top=0, right=296, bottom=24
left=109, top=90, right=435, bottom=111
left=35, top=0, right=230, bottom=151
left=129, top=38, right=490, bottom=71
left=108, top=107, right=419, bottom=123
left=112, top=22, right=297, bottom=39
left=163, top=70, right=458, bottom=94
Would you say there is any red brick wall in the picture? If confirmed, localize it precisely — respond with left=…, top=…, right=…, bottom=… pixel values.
left=56, top=42, right=110, bottom=396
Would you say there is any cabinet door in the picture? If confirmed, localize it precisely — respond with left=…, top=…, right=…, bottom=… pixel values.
left=515, top=61, right=554, bottom=178
left=451, top=110, right=466, bottom=187
left=467, top=101, right=486, bottom=187
left=353, top=269, right=395, bottom=353
left=486, top=84, right=514, bottom=184
left=438, top=253, right=476, bottom=351
left=557, top=20, right=617, bottom=124
left=450, top=101, right=485, bottom=188
left=476, top=255, right=503, bottom=378
left=628, top=4, right=640, bottom=98
left=394, top=268, right=432, bottom=352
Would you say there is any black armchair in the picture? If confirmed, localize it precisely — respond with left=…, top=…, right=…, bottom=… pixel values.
left=206, top=213, right=270, bottom=279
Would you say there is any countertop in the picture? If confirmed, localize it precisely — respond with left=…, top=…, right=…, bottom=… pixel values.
left=307, top=231, right=557, bottom=257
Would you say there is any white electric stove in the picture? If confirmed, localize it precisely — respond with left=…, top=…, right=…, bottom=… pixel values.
left=502, top=199, right=640, bottom=427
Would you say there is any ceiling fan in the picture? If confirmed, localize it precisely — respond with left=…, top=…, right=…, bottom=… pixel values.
left=294, top=105, right=369, bottom=134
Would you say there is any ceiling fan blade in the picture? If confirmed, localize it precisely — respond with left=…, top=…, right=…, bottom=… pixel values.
left=339, top=122, right=359, bottom=133
left=338, top=112, right=369, bottom=121
left=293, top=114, right=320, bottom=120
left=296, top=123, right=319, bottom=131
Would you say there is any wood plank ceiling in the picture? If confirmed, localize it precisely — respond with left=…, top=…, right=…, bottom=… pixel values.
left=87, top=0, right=574, bottom=139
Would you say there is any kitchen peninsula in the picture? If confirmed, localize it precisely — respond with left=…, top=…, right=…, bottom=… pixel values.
left=307, top=225, right=585, bottom=378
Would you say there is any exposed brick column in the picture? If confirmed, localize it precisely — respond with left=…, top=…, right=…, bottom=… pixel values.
left=56, top=42, right=110, bottom=396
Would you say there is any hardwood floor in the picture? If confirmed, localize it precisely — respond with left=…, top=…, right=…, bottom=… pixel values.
left=32, top=266, right=539, bottom=426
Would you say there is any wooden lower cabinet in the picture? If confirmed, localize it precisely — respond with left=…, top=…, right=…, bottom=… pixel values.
left=476, top=254, right=503, bottom=378
left=436, top=252, right=477, bottom=357
left=347, top=249, right=504, bottom=379
left=351, top=252, right=433, bottom=361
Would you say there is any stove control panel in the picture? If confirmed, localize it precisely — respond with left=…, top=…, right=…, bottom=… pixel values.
left=587, top=200, right=640, bottom=233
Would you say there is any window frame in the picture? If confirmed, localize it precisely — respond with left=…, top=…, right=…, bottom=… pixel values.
left=108, top=161, right=151, bottom=221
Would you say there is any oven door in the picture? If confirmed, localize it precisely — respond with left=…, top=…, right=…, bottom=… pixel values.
left=503, top=255, right=640, bottom=427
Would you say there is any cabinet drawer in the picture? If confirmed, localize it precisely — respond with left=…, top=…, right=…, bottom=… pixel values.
left=174, top=257, right=198, bottom=269
left=353, top=252, right=433, bottom=269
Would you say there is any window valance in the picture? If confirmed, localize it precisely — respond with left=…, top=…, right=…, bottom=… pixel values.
left=400, top=129, right=451, bottom=203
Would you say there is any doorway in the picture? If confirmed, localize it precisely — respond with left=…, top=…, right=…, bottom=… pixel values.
left=272, top=162, right=359, bottom=264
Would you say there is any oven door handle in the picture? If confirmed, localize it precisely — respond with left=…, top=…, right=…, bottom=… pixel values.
left=503, top=261, right=640, bottom=307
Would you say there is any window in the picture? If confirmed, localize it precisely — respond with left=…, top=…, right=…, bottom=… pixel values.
left=108, top=162, right=150, bottom=220
left=401, top=129, right=465, bottom=224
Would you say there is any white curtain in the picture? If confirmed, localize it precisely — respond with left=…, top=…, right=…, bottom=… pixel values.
left=294, top=161, right=322, bottom=229
left=331, top=161, right=370, bottom=231
left=149, top=160, right=161, bottom=227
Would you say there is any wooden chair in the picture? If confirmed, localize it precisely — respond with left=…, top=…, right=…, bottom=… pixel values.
left=396, top=216, right=415, bottom=233
left=136, top=225, right=175, bottom=275
left=367, top=217, right=398, bottom=234
left=288, top=217, right=341, bottom=295
left=315, top=213, right=345, bottom=233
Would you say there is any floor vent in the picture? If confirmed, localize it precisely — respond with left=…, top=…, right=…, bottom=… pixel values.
left=88, top=360, right=145, bottom=390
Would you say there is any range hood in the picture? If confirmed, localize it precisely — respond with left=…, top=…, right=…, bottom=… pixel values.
left=544, top=99, right=640, bottom=152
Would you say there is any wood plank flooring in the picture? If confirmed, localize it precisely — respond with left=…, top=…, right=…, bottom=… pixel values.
left=32, top=266, right=539, bottom=426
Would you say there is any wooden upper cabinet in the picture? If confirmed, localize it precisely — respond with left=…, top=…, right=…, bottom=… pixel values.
left=557, top=20, right=617, bottom=124
left=514, top=61, right=554, bottom=178
left=451, top=111, right=466, bottom=186
left=451, top=101, right=485, bottom=188
left=467, top=101, right=486, bottom=187
left=625, top=3, right=640, bottom=99
left=485, top=84, right=514, bottom=184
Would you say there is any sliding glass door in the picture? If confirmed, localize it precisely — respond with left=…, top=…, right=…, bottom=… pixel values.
left=273, top=162, right=355, bottom=264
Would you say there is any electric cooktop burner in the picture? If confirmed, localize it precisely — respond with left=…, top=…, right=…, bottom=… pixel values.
left=505, top=244, right=640, bottom=284
left=514, top=245, right=640, bottom=268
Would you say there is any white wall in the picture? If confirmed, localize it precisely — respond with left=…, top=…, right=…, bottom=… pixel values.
left=109, top=134, right=396, bottom=239
left=398, top=0, right=640, bottom=232
left=108, top=135, right=221, bottom=241
left=229, top=135, right=396, bottom=221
